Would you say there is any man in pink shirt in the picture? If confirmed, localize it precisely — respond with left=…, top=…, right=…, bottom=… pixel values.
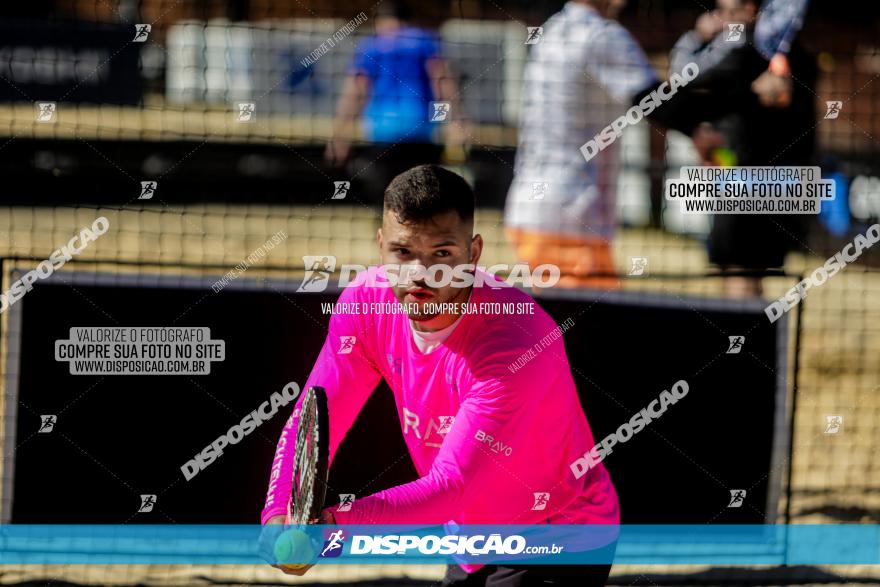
left=262, top=165, right=619, bottom=585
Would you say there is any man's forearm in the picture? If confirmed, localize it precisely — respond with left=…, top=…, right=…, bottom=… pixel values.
left=669, top=31, right=707, bottom=76
left=331, top=75, right=369, bottom=140
left=261, top=406, right=301, bottom=523
left=631, top=82, right=709, bottom=137
left=332, top=465, right=464, bottom=525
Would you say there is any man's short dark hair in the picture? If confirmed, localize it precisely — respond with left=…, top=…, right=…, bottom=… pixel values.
left=384, top=165, right=475, bottom=225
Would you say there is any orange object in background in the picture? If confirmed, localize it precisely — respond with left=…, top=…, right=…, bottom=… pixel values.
left=506, top=227, right=620, bottom=289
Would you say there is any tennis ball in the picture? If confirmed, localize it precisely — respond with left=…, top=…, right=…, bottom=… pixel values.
left=274, top=529, right=315, bottom=569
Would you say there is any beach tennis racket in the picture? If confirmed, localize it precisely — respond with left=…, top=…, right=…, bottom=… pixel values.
left=288, top=385, right=330, bottom=525
left=274, top=385, right=330, bottom=570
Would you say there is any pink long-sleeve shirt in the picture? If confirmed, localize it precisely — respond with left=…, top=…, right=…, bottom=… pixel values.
left=262, top=268, right=619, bottom=550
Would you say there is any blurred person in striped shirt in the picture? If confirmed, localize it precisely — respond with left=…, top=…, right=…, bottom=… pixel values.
left=504, top=0, right=711, bottom=289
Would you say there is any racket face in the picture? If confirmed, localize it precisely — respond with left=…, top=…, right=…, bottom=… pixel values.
left=288, top=386, right=329, bottom=525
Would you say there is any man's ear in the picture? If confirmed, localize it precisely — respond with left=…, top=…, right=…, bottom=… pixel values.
left=377, top=227, right=383, bottom=248
left=470, top=234, right=484, bottom=265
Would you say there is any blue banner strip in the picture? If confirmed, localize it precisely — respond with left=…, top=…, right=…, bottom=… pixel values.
left=0, top=525, right=878, bottom=565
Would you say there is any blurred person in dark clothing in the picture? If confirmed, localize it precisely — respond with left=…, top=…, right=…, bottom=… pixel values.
left=670, top=0, right=816, bottom=297
left=325, top=0, right=468, bottom=203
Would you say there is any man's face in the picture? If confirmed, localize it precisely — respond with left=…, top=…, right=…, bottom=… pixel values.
left=377, top=209, right=482, bottom=327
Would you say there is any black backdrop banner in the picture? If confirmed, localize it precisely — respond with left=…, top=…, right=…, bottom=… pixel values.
left=0, top=20, right=142, bottom=104
left=6, top=274, right=787, bottom=525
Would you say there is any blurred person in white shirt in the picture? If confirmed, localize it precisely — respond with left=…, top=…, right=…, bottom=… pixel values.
left=504, top=0, right=716, bottom=288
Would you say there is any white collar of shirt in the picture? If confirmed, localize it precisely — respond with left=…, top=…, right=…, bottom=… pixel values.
left=409, top=292, right=471, bottom=354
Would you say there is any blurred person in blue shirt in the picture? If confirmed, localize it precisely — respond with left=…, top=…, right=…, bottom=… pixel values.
left=325, top=1, right=468, bottom=201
